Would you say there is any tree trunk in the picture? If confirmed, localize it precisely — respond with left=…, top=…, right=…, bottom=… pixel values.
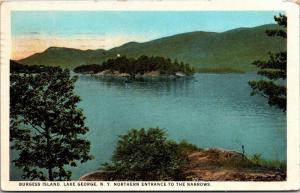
left=48, top=167, right=54, bottom=181
left=45, top=124, right=53, bottom=181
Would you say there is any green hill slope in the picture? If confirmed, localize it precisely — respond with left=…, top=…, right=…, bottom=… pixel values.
left=18, top=24, right=286, bottom=72
left=19, top=47, right=106, bottom=68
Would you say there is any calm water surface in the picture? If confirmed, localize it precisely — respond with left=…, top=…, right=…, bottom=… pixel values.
left=11, top=73, right=286, bottom=180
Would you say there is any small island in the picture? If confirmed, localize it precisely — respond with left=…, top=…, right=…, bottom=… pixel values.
left=73, top=55, right=195, bottom=79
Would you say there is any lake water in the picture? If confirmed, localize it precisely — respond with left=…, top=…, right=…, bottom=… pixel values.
left=11, top=73, right=286, bottom=180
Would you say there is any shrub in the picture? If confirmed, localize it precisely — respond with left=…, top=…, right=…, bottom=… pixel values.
left=101, top=128, right=186, bottom=180
left=177, top=140, right=200, bottom=152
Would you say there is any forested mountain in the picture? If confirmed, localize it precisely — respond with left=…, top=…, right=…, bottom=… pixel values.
left=18, top=24, right=286, bottom=72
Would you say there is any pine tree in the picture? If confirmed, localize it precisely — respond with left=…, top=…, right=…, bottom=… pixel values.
left=248, top=14, right=287, bottom=111
left=10, top=64, right=93, bottom=180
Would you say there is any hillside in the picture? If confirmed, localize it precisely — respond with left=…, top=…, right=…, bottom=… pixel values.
left=18, top=24, right=286, bottom=72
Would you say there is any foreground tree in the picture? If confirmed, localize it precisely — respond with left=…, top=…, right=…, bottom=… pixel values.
left=10, top=64, right=93, bottom=180
left=102, top=128, right=186, bottom=180
left=248, top=14, right=287, bottom=111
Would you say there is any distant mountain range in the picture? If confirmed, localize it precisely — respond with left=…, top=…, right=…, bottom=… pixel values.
left=17, top=24, right=286, bottom=72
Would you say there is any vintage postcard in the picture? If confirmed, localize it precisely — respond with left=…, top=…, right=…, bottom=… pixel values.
left=1, top=0, right=299, bottom=191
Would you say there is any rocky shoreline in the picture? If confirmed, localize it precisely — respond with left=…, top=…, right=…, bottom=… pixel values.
left=79, top=70, right=189, bottom=79
left=79, top=148, right=286, bottom=181
left=183, top=148, right=285, bottom=181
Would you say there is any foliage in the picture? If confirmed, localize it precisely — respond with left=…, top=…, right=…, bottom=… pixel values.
left=249, top=14, right=287, bottom=111
left=72, top=64, right=103, bottom=74
left=249, top=153, right=286, bottom=172
left=98, top=127, right=286, bottom=180
left=101, top=128, right=187, bottom=180
left=10, top=60, right=52, bottom=73
left=177, top=140, right=201, bottom=152
left=196, top=67, right=245, bottom=74
left=10, top=63, right=93, bottom=180
left=199, top=149, right=286, bottom=172
left=74, top=55, right=195, bottom=76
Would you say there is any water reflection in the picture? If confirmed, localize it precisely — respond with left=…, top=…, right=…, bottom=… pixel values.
left=77, top=74, right=196, bottom=98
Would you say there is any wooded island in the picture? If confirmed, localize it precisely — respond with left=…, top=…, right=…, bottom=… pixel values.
left=74, top=55, right=195, bottom=78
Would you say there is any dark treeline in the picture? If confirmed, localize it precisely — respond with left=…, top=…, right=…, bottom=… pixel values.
left=74, top=55, right=195, bottom=75
left=10, top=60, right=60, bottom=73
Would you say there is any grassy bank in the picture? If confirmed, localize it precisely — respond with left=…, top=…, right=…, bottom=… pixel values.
left=248, top=153, right=286, bottom=171
left=196, top=67, right=246, bottom=74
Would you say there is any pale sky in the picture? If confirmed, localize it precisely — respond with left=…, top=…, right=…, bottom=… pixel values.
left=11, top=11, right=281, bottom=60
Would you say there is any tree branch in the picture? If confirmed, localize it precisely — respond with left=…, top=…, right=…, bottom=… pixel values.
left=22, top=118, right=45, bottom=136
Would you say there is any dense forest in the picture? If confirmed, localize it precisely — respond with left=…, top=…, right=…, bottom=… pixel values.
left=73, top=55, right=195, bottom=76
left=10, top=60, right=59, bottom=73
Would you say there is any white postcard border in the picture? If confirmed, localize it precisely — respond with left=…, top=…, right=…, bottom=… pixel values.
left=1, top=0, right=299, bottom=191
